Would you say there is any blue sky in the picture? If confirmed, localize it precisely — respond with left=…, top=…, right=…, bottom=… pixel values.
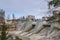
left=0, top=0, right=50, bottom=19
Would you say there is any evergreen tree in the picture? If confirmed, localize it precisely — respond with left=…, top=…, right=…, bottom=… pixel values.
left=48, top=0, right=60, bottom=9
left=0, top=22, right=7, bottom=40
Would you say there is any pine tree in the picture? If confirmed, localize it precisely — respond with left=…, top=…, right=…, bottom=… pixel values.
left=48, top=0, right=60, bottom=9
left=0, top=22, right=7, bottom=40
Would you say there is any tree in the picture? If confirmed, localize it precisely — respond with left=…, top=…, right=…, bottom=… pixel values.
left=0, top=22, right=7, bottom=40
left=12, top=13, right=15, bottom=20
left=48, top=0, right=60, bottom=9
left=12, top=13, right=15, bottom=24
left=0, top=16, right=14, bottom=40
left=47, top=0, right=60, bottom=21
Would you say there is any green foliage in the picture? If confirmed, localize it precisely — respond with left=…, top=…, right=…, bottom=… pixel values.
left=0, top=22, right=7, bottom=40
left=46, top=16, right=56, bottom=21
left=48, top=0, right=60, bottom=8
left=50, top=27, right=60, bottom=33
left=54, top=27, right=60, bottom=31
left=0, top=21, right=20, bottom=40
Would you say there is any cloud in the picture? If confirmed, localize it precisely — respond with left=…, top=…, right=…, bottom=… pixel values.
left=0, top=0, right=49, bottom=19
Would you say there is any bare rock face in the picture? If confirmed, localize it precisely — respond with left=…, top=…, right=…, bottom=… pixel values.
left=15, top=18, right=60, bottom=40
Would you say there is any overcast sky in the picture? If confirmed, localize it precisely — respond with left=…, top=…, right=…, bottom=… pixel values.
left=0, top=0, right=49, bottom=19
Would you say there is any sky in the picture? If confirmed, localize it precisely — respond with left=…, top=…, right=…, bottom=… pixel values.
left=0, top=0, right=50, bottom=19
